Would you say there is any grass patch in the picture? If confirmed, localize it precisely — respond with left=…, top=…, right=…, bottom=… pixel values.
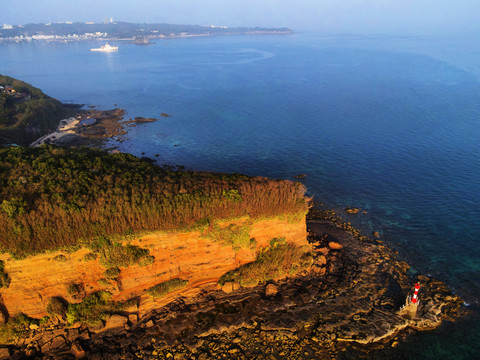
left=53, top=254, right=67, bottom=262
left=202, top=222, right=253, bottom=250
left=146, top=278, right=188, bottom=299
left=83, top=252, right=97, bottom=262
left=97, top=278, right=111, bottom=287
left=0, top=313, right=38, bottom=344
left=219, top=242, right=313, bottom=287
left=104, top=267, right=120, bottom=280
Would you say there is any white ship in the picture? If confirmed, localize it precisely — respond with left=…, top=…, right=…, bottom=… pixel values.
left=90, top=43, right=118, bottom=52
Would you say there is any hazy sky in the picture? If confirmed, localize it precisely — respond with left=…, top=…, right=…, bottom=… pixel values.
left=1, top=0, right=479, bottom=35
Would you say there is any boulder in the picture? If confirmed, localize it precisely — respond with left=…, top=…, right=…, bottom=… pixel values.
left=145, top=320, right=154, bottom=328
left=71, top=342, right=86, bottom=359
left=50, top=335, right=66, bottom=349
left=265, top=284, right=278, bottom=297
left=316, top=247, right=329, bottom=255
left=128, top=314, right=138, bottom=324
left=317, top=255, right=327, bottom=266
left=328, top=242, right=343, bottom=250
left=221, top=282, right=236, bottom=294
left=105, top=314, right=128, bottom=330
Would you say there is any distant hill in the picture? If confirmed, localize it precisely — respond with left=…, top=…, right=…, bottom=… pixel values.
left=0, top=75, right=75, bottom=146
left=0, top=22, right=292, bottom=41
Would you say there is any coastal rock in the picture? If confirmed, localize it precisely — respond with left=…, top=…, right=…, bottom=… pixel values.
left=221, top=282, right=237, bottom=294
left=265, top=283, right=278, bottom=297
left=0, top=348, right=9, bottom=360
left=345, top=208, right=360, bottom=214
left=328, top=241, right=343, bottom=250
left=128, top=314, right=138, bottom=324
left=317, top=255, right=327, bottom=266
left=134, top=117, right=157, bottom=123
left=105, top=315, right=128, bottom=330
left=71, top=342, right=86, bottom=359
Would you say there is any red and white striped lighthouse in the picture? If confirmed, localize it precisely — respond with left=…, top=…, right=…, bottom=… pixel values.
left=411, top=283, right=420, bottom=304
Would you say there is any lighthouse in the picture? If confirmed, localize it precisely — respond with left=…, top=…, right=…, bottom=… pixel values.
left=398, top=282, right=421, bottom=318
left=411, top=283, right=420, bottom=304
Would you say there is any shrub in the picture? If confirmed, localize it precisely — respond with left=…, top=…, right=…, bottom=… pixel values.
left=46, top=297, right=68, bottom=318
left=83, top=252, right=97, bottom=261
left=66, top=283, right=83, bottom=298
left=87, top=236, right=154, bottom=269
left=53, top=254, right=67, bottom=262
left=219, top=242, right=313, bottom=287
left=138, top=255, right=155, bottom=267
left=146, top=278, right=188, bottom=299
left=65, top=291, right=121, bottom=326
left=97, top=278, right=111, bottom=287
left=203, top=222, right=252, bottom=250
left=104, top=267, right=120, bottom=280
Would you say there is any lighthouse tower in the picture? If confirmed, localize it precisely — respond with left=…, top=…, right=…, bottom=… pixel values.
left=411, top=283, right=421, bottom=304
left=398, top=283, right=421, bottom=318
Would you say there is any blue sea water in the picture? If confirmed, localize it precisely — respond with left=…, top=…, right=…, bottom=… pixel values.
left=1, top=33, right=480, bottom=359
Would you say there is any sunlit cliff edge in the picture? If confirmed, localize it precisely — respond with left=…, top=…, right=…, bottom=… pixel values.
left=0, top=216, right=307, bottom=319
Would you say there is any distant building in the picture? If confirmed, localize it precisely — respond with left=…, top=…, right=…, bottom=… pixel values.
left=2, top=24, right=13, bottom=30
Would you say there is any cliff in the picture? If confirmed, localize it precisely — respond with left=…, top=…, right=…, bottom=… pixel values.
left=0, top=216, right=307, bottom=319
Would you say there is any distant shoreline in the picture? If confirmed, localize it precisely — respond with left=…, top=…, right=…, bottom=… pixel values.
left=0, top=21, right=293, bottom=43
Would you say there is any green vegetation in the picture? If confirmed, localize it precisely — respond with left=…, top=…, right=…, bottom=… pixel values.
left=87, top=236, right=154, bottom=268
left=0, top=260, right=10, bottom=288
left=97, top=278, right=111, bottom=287
left=0, top=313, right=39, bottom=344
left=146, top=278, right=189, bottom=298
left=0, top=74, right=74, bottom=145
left=66, top=283, right=83, bottom=298
left=53, top=254, right=67, bottom=262
left=83, top=252, right=97, bottom=261
left=0, top=146, right=308, bottom=257
left=65, top=291, right=122, bottom=326
left=219, top=242, right=314, bottom=287
left=104, top=267, right=120, bottom=280
left=202, top=222, right=254, bottom=250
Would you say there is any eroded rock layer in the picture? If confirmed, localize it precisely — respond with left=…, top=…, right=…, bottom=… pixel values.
left=0, top=216, right=307, bottom=319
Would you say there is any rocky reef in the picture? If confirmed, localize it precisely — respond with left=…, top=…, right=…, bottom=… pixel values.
left=0, top=207, right=464, bottom=359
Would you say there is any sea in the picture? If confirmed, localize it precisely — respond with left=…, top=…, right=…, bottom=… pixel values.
left=1, top=32, right=480, bottom=359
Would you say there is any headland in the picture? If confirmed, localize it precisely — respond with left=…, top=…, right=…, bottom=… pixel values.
left=0, top=76, right=466, bottom=359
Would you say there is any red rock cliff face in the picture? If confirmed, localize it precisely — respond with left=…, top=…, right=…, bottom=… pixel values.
left=0, top=216, right=307, bottom=318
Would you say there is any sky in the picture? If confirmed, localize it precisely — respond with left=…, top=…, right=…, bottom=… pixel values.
left=1, top=0, right=479, bottom=35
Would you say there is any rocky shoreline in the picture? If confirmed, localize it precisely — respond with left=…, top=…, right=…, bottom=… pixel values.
left=0, top=206, right=465, bottom=359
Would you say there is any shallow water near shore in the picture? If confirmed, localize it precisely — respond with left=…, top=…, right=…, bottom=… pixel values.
left=2, top=32, right=480, bottom=358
